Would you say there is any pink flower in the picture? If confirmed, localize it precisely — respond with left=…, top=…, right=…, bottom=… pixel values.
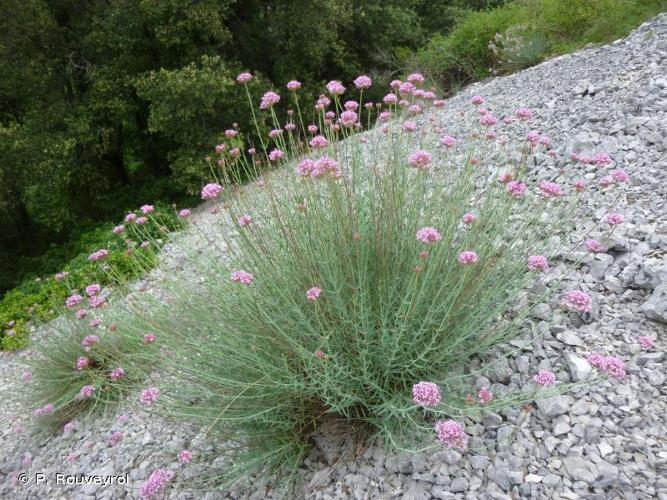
left=14, top=425, right=25, bottom=434
left=286, top=80, right=301, bottom=91
left=108, top=431, right=123, bottom=446
left=416, top=227, right=442, bottom=244
left=307, top=124, right=318, bottom=134
left=315, top=94, right=331, bottom=110
left=574, top=179, right=586, bottom=192
left=403, top=120, right=417, bottom=132
left=412, top=381, right=441, bottom=407
left=478, top=387, right=493, bottom=404
left=593, top=152, right=612, bottom=166
left=63, top=421, right=75, bottom=434
left=297, top=159, right=316, bottom=177
left=82, top=335, right=99, bottom=349
left=76, top=357, right=90, bottom=371
left=585, top=239, right=603, bottom=252
left=562, top=290, right=592, bottom=312
left=315, top=349, right=327, bottom=359
left=435, top=420, right=468, bottom=450
left=42, top=403, right=54, bottom=413
left=603, top=356, right=625, bottom=379
left=113, top=225, right=125, bottom=234
left=599, top=176, right=614, bottom=187
left=269, top=148, right=284, bottom=161
left=311, top=157, right=341, bottom=178
left=353, top=75, right=372, bottom=89
left=533, top=370, right=556, bottom=387
left=178, top=209, right=191, bottom=218
left=230, top=271, right=254, bottom=284
left=339, top=110, right=358, bottom=127
left=527, top=255, right=549, bottom=272
left=390, top=79, right=402, bottom=89
left=538, top=181, right=563, bottom=198
left=238, top=215, right=252, bottom=226
left=179, top=450, right=193, bottom=463
left=285, top=123, right=296, bottom=131
left=22, top=371, right=32, bottom=382
left=326, top=80, right=345, bottom=95
left=260, top=91, right=280, bottom=109
left=89, top=295, right=105, bottom=309
left=225, top=129, right=237, bottom=138
left=89, top=318, right=102, bottom=328
left=408, top=150, right=432, bottom=170
left=78, top=385, right=96, bottom=398
left=398, top=82, right=415, bottom=95
left=306, top=287, right=322, bottom=301
left=587, top=353, right=605, bottom=367
left=433, top=99, right=446, bottom=107
left=638, top=336, right=654, bottom=350
left=109, top=367, right=125, bottom=380
left=136, top=216, right=148, bottom=225
left=611, top=169, right=629, bottom=182
left=471, top=95, right=485, bottom=105
left=140, top=387, right=159, bottom=405
left=515, top=107, right=532, bottom=119
left=269, top=129, right=282, bottom=139
left=85, top=284, right=101, bottom=297
left=118, top=414, right=130, bottom=424
left=66, top=294, right=84, bottom=309
left=461, top=213, right=475, bottom=225
left=383, top=93, right=398, bottom=105
left=215, top=143, right=226, bottom=153
left=140, top=204, right=154, bottom=214
left=236, top=72, right=252, bottom=83
left=407, top=73, right=425, bottom=85
left=88, top=249, right=109, bottom=262
left=605, top=213, right=624, bottom=226
left=309, top=135, right=328, bottom=149
left=480, top=113, right=498, bottom=126
left=506, top=181, right=527, bottom=198
left=125, top=213, right=137, bottom=223
left=458, top=251, right=478, bottom=265
left=139, top=469, right=175, bottom=499
left=440, top=135, right=456, bottom=147
left=201, top=183, right=223, bottom=200
left=144, top=333, right=156, bottom=344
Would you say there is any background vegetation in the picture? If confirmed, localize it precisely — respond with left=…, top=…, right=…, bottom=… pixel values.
left=1, top=0, right=664, bottom=347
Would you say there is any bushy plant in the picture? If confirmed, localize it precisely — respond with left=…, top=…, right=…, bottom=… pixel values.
left=0, top=203, right=183, bottom=351
left=101, top=74, right=630, bottom=489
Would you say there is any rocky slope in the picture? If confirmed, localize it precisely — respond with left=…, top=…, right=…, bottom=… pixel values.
left=1, top=13, right=666, bottom=500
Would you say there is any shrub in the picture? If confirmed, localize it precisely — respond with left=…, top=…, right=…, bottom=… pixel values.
left=417, top=0, right=667, bottom=87
left=105, top=74, right=628, bottom=489
left=0, top=203, right=184, bottom=351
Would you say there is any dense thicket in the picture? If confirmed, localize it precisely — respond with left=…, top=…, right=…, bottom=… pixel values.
left=0, top=0, right=503, bottom=293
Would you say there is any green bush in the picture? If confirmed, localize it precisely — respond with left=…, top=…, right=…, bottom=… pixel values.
left=0, top=204, right=185, bottom=351
left=417, top=0, right=667, bottom=87
left=104, top=77, right=622, bottom=489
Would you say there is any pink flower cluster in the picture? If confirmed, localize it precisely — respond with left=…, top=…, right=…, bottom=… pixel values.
left=412, top=381, right=441, bottom=407
left=538, top=181, right=563, bottom=198
left=506, top=181, right=526, bottom=198
left=66, top=294, right=83, bottom=309
left=88, top=249, right=109, bottom=262
left=76, top=356, right=90, bottom=371
left=139, top=469, right=174, bottom=499
left=527, top=255, right=548, bottom=272
left=201, top=183, right=223, bottom=200
left=109, top=367, right=125, bottom=380
left=306, top=287, right=322, bottom=301
left=231, top=271, right=254, bottom=284
left=408, top=150, right=432, bottom=170
left=140, top=387, right=159, bottom=405
left=458, top=251, right=478, bottom=266
left=416, top=227, right=442, bottom=244
left=562, top=290, right=592, bottom=312
left=435, top=420, right=468, bottom=450
left=533, top=370, right=556, bottom=386
left=79, top=385, right=96, bottom=398
left=85, top=284, right=101, bottom=296
left=260, top=91, right=280, bottom=109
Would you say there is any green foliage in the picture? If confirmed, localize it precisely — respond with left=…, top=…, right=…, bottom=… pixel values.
left=110, top=82, right=615, bottom=488
left=417, top=0, right=666, bottom=87
left=0, top=205, right=184, bottom=350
